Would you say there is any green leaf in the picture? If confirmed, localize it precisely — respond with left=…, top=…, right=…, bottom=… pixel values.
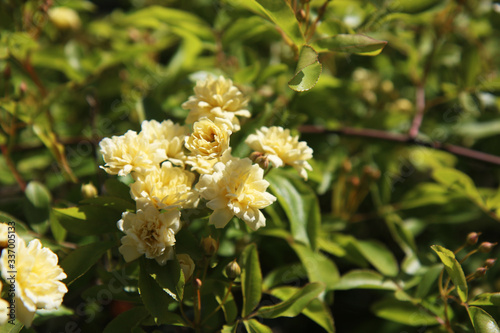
left=371, top=298, right=440, bottom=326
left=262, top=263, right=307, bottom=291
left=243, top=319, right=273, bottom=333
left=81, top=196, right=135, bottom=213
left=432, top=168, right=483, bottom=205
left=52, top=205, right=122, bottom=236
left=468, top=306, right=500, bottom=333
left=0, top=319, right=23, bottom=333
left=387, top=0, right=444, bottom=14
left=355, top=240, right=399, bottom=277
left=257, top=282, right=324, bottom=319
left=138, top=259, right=184, bottom=325
left=221, top=323, right=239, bottom=333
left=213, top=282, right=238, bottom=323
left=314, top=34, right=387, bottom=56
left=269, top=286, right=334, bottom=332
left=469, top=293, right=500, bottom=306
left=232, top=0, right=304, bottom=46
left=240, top=243, right=262, bottom=317
left=25, top=181, right=51, bottom=208
left=318, top=237, right=346, bottom=257
left=333, top=269, right=398, bottom=290
left=415, top=265, right=443, bottom=299
left=430, top=245, right=468, bottom=303
left=267, top=169, right=320, bottom=249
left=288, top=45, right=322, bottom=92
left=60, top=240, right=116, bottom=285
left=104, top=178, right=136, bottom=202
left=291, top=243, right=339, bottom=290
left=49, top=210, right=67, bottom=242
left=103, top=306, right=149, bottom=333
left=143, top=258, right=185, bottom=301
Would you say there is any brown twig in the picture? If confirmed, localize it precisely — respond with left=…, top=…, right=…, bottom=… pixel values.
left=299, top=125, right=500, bottom=166
left=0, top=144, right=27, bottom=191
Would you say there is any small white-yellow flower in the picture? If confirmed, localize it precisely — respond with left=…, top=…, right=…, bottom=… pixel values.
left=176, top=254, right=195, bottom=281
left=117, top=199, right=181, bottom=266
left=140, top=120, right=188, bottom=166
left=130, top=162, right=198, bottom=209
left=195, top=158, right=276, bottom=230
left=185, top=117, right=232, bottom=174
left=245, top=126, right=313, bottom=180
left=182, top=76, right=250, bottom=131
left=0, top=238, right=67, bottom=327
left=99, top=130, right=167, bottom=176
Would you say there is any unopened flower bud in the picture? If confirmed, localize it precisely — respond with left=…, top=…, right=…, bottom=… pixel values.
left=466, top=232, right=480, bottom=245
left=48, top=7, right=81, bottom=30
left=484, top=258, right=496, bottom=268
left=81, top=182, right=98, bottom=199
left=225, top=260, right=241, bottom=281
left=20, top=82, right=27, bottom=94
left=194, top=278, right=202, bottom=290
left=177, top=254, right=195, bottom=281
left=342, top=159, right=352, bottom=173
left=474, top=267, right=487, bottom=278
left=201, top=236, right=218, bottom=257
left=478, top=242, right=497, bottom=253
left=250, top=151, right=269, bottom=170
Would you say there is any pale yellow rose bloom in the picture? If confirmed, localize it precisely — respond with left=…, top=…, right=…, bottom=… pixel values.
left=245, top=126, right=313, bottom=180
left=99, top=130, right=167, bottom=176
left=182, top=76, right=250, bottom=132
left=140, top=120, right=188, bottom=167
left=0, top=238, right=67, bottom=327
left=0, top=281, right=9, bottom=325
left=195, top=158, right=276, bottom=230
left=185, top=117, right=232, bottom=174
left=117, top=199, right=181, bottom=266
left=130, top=162, right=198, bottom=209
left=176, top=254, right=195, bottom=281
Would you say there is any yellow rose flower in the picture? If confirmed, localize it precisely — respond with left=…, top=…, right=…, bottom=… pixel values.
left=185, top=117, right=232, bottom=174
left=245, top=126, right=313, bottom=180
left=0, top=238, right=67, bottom=327
left=48, top=7, right=81, bottom=30
left=182, top=76, right=250, bottom=132
left=195, top=158, right=276, bottom=230
left=117, top=200, right=181, bottom=266
left=140, top=120, right=188, bottom=167
left=130, top=162, right=198, bottom=209
left=176, top=254, right=195, bottom=281
left=99, top=130, right=167, bottom=176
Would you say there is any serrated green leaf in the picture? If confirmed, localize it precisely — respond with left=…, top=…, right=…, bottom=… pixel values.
left=257, top=282, right=324, bottom=319
left=333, top=269, right=398, bottom=290
left=468, top=306, right=500, bottom=333
left=430, top=245, right=468, bottom=303
left=60, top=240, right=116, bottom=285
left=240, top=243, right=262, bottom=317
left=371, top=298, right=440, bottom=326
left=469, top=293, right=500, bottom=306
left=267, top=169, right=320, bottom=249
left=243, top=319, right=273, bottom=333
left=291, top=243, right=339, bottom=290
left=314, top=34, right=387, bottom=56
left=288, top=45, right=322, bottom=92
left=103, top=306, right=149, bottom=333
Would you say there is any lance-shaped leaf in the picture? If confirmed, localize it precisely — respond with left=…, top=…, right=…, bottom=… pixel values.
left=288, top=45, right=322, bottom=92
left=371, top=298, right=440, bottom=326
left=243, top=319, right=273, bottom=333
left=314, top=34, right=387, bottom=56
left=468, top=306, right=500, bottom=333
left=431, top=245, right=468, bottom=303
left=333, top=269, right=398, bottom=291
left=240, top=243, right=262, bottom=317
left=469, top=293, right=500, bottom=306
left=256, top=282, right=324, bottom=318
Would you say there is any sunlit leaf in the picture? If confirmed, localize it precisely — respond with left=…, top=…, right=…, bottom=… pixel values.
left=468, top=306, right=500, bottom=333
left=314, top=34, right=387, bottom=56
left=288, top=45, right=322, bottom=92
left=371, top=298, right=440, bottom=326
left=333, top=269, right=398, bottom=290
left=430, top=245, right=468, bottom=303
left=240, top=243, right=262, bottom=317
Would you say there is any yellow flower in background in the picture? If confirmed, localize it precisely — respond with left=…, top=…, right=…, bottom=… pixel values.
left=245, top=126, right=313, bottom=180
left=0, top=239, right=67, bottom=327
left=185, top=117, right=232, bottom=174
left=99, top=130, right=167, bottom=176
left=117, top=199, right=181, bottom=266
left=0, top=285, right=8, bottom=325
left=195, top=158, right=276, bottom=230
left=140, top=120, right=188, bottom=166
left=48, top=7, right=81, bottom=30
left=130, top=162, right=198, bottom=209
left=182, top=76, right=250, bottom=131
left=176, top=254, right=195, bottom=281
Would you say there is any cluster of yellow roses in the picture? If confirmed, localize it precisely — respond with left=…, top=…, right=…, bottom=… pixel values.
left=99, top=76, right=313, bottom=266
left=0, top=223, right=67, bottom=327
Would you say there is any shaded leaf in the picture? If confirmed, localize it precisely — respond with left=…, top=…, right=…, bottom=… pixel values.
left=387, top=0, right=444, bottom=14
left=103, top=306, right=149, bottom=333
left=433, top=168, right=483, bottom=205
left=356, top=239, right=399, bottom=277
left=60, top=241, right=116, bottom=285
left=52, top=206, right=122, bottom=236
left=240, top=243, right=262, bottom=317
left=291, top=243, right=339, bottom=290
left=333, top=269, right=398, bottom=290
left=430, top=245, right=468, bottom=303
left=469, top=293, right=500, bottom=306
left=143, top=258, right=185, bottom=301
left=371, top=298, right=440, bottom=326
left=415, top=265, right=443, bottom=299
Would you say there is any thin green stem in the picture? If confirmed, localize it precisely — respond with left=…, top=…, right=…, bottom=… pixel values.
left=201, top=281, right=234, bottom=325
